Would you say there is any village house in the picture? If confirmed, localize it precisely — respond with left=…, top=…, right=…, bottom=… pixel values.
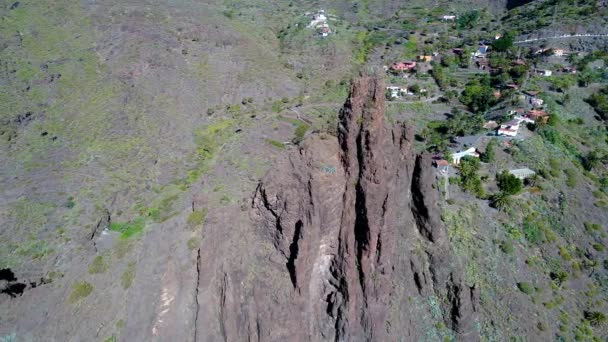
left=527, top=109, right=549, bottom=123
left=386, top=86, right=413, bottom=99
left=530, top=97, right=544, bottom=107
left=509, top=168, right=536, bottom=180
left=534, top=69, right=553, bottom=77
left=473, top=45, right=489, bottom=58
left=508, top=108, right=526, bottom=116
left=307, top=10, right=332, bottom=37
left=483, top=120, right=499, bottom=129
left=553, top=49, right=565, bottom=57
left=441, top=15, right=456, bottom=21
left=390, top=61, right=416, bottom=72
left=434, top=159, right=449, bottom=173
left=497, top=119, right=520, bottom=137
left=451, top=147, right=480, bottom=164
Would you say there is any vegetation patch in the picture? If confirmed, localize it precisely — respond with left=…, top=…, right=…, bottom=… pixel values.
left=67, top=281, right=93, bottom=303
left=187, top=209, right=208, bottom=228
left=88, top=255, right=107, bottom=274
left=121, top=263, right=135, bottom=289
left=109, top=218, right=146, bottom=239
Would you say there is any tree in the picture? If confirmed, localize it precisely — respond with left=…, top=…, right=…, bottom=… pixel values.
left=481, top=138, right=497, bottom=163
left=410, top=84, right=421, bottom=95
left=497, top=170, right=522, bottom=195
left=460, top=76, right=495, bottom=113
left=492, top=33, right=514, bottom=52
left=586, top=86, right=608, bottom=120
left=548, top=75, right=575, bottom=92
left=457, top=10, right=480, bottom=29
left=459, top=156, right=484, bottom=197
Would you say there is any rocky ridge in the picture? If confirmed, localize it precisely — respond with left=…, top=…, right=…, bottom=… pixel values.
left=250, top=76, right=479, bottom=341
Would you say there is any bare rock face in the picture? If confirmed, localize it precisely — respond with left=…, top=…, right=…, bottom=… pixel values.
left=251, top=76, right=479, bottom=341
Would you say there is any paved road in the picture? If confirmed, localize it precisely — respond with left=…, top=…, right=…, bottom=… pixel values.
left=514, top=33, right=608, bottom=44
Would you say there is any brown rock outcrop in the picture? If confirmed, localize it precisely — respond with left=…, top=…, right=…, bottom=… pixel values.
left=251, top=76, right=479, bottom=341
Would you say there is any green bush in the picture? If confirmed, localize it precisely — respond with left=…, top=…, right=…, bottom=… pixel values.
left=517, top=281, right=535, bottom=295
left=68, top=281, right=93, bottom=303
left=88, top=255, right=107, bottom=274
left=293, top=123, right=309, bottom=144
left=565, top=169, right=578, bottom=187
left=586, top=86, right=608, bottom=120
left=187, top=209, right=208, bottom=227
left=584, top=311, right=606, bottom=327
left=592, top=243, right=604, bottom=252
left=121, top=263, right=135, bottom=289
left=109, top=218, right=145, bottom=239
left=499, top=240, right=514, bottom=254
left=187, top=237, right=199, bottom=251
left=265, top=139, right=285, bottom=149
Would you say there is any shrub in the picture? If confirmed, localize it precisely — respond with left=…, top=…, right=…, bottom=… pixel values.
left=109, top=218, right=145, bottom=239
left=500, top=240, right=514, bottom=254
left=584, top=311, right=607, bottom=327
left=523, top=221, right=545, bottom=244
left=266, top=139, right=285, bottom=149
left=584, top=222, right=601, bottom=233
left=187, top=237, right=199, bottom=251
left=88, top=256, right=107, bottom=274
left=187, top=209, right=208, bottom=227
left=68, top=281, right=93, bottom=303
left=121, top=264, right=135, bottom=289
left=565, top=169, right=577, bottom=187
left=64, top=196, right=75, bottom=209
left=293, top=123, right=309, bottom=144
left=550, top=271, right=569, bottom=286
left=592, top=243, right=604, bottom=252
left=586, top=86, right=608, bottom=120
left=517, top=281, right=534, bottom=295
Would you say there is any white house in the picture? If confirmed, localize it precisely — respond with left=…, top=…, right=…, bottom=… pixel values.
left=451, top=147, right=480, bottom=164
left=386, top=86, right=401, bottom=99
left=441, top=15, right=456, bottom=21
left=497, top=120, right=520, bottom=137
left=473, top=45, right=489, bottom=58
left=553, top=49, right=564, bottom=57
left=509, top=168, right=536, bottom=180
left=534, top=69, right=552, bottom=77
left=530, top=97, right=544, bottom=107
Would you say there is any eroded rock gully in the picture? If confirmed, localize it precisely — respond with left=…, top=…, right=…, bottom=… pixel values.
left=216, top=76, right=479, bottom=341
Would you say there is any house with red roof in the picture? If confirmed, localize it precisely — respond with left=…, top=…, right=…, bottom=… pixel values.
left=390, top=61, right=417, bottom=72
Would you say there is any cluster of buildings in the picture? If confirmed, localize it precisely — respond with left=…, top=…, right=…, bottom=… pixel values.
left=497, top=109, right=549, bottom=137
left=306, top=10, right=332, bottom=37
left=386, top=85, right=427, bottom=99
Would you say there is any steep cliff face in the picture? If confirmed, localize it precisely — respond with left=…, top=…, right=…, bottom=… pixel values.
left=251, top=76, right=479, bottom=341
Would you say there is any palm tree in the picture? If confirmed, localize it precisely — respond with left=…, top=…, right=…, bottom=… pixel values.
left=490, top=192, right=511, bottom=211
